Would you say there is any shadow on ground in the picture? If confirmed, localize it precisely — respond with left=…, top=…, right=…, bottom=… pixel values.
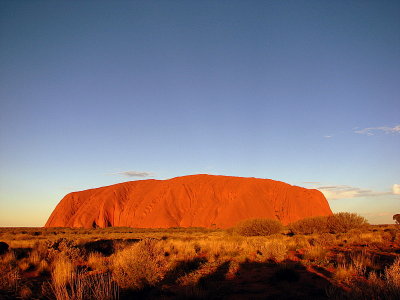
left=120, top=259, right=340, bottom=300
left=82, top=239, right=140, bottom=256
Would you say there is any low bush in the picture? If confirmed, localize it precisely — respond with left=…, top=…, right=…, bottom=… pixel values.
left=289, top=213, right=368, bottom=235
left=46, top=238, right=83, bottom=261
left=328, top=212, right=368, bottom=233
left=0, top=241, right=9, bottom=255
left=289, top=216, right=329, bottom=235
left=315, top=233, right=336, bottom=246
left=287, top=235, right=309, bottom=250
left=0, top=266, right=20, bottom=291
left=260, top=240, right=287, bottom=261
left=233, top=219, right=283, bottom=236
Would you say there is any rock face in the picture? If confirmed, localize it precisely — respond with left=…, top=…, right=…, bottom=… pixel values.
left=45, top=174, right=332, bottom=228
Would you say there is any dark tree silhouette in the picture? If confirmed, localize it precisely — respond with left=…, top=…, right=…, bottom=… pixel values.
left=393, top=214, right=400, bottom=225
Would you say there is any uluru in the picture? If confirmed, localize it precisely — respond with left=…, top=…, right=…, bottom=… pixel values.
left=45, top=174, right=332, bottom=228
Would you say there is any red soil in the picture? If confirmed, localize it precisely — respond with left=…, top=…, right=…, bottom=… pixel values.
left=45, top=174, right=332, bottom=228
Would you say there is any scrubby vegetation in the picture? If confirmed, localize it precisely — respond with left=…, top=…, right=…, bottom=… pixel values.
left=0, top=214, right=399, bottom=299
left=233, top=218, right=283, bottom=236
left=112, top=239, right=167, bottom=290
left=328, top=212, right=368, bottom=233
left=290, top=216, right=330, bottom=235
left=290, top=212, right=368, bottom=235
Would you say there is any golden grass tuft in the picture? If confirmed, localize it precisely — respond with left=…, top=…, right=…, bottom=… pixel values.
left=347, top=258, right=400, bottom=300
left=28, top=249, right=41, bottom=266
left=384, top=257, right=400, bottom=292
left=18, top=259, right=31, bottom=272
left=1, top=250, right=16, bottom=265
left=350, top=249, right=377, bottom=275
left=52, top=255, right=75, bottom=289
left=303, top=246, right=329, bottom=263
left=50, top=255, right=118, bottom=300
left=87, top=252, right=108, bottom=272
left=112, top=238, right=168, bottom=290
left=38, top=259, right=50, bottom=274
left=334, top=263, right=355, bottom=283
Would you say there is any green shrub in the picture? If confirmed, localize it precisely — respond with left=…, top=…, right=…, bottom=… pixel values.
left=289, top=216, right=330, bottom=235
left=328, top=212, right=368, bottom=233
left=233, top=218, right=283, bottom=236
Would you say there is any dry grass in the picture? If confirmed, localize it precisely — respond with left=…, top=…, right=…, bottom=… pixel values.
left=0, top=266, right=20, bottom=291
left=18, top=259, right=31, bottom=272
left=0, top=223, right=399, bottom=299
left=51, top=256, right=75, bottom=290
left=384, top=257, right=400, bottom=294
left=87, top=252, right=108, bottom=272
left=350, top=249, right=377, bottom=275
left=28, top=249, right=41, bottom=266
left=111, top=238, right=168, bottom=290
left=258, top=239, right=288, bottom=262
left=51, top=270, right=118, bottom=300
left=334, top=263, right=355, bottom=283
left=0, top=250, right=16, bottom=265
left=347, top=258, right=400, bottom=300
left=287, top=235, right=310, bottom=250
left=38, top=259, right=50, bottom=274
left=50, top=256, right=118, bottom=300
left=303, top=246, right=329, bottom=263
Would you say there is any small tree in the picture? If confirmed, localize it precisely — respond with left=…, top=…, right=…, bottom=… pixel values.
left=393, top=214, right=400, bottom=225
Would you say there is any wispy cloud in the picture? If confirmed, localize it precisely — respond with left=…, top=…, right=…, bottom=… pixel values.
left=108, top=170, right=154, bottom=178
left=323, top=135, right=332, bottom=138
left=314, top=185, right=393, bottom=200
left=393, top=184, right=400, bottom=195
left=354, top=124, right=400, bottom=136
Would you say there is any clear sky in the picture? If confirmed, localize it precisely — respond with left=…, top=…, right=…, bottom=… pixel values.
left=0, top=1, right=399, bottom=226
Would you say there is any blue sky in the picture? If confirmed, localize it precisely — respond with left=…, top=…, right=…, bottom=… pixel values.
left=0, top=1, right=399, bottom=226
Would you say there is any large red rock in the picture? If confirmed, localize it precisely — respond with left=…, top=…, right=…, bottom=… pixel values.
left=45, top=174, right=332, bottom=228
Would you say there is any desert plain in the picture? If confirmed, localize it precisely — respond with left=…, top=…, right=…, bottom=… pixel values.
left=0, top=215, right=399, bottom=299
